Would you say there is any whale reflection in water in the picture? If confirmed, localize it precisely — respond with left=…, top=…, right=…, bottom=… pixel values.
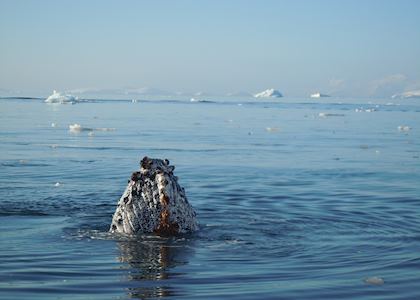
left=116, top=236, right=194, bottom=299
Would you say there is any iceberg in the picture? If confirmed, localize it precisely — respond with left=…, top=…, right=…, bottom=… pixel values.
left=254, top=88, right=283, bottom=98
left=310, top=92, right=330, bottom=98
left=45, top=90, right=78, bottom=104
left=391, top=90, right=420, bottom=99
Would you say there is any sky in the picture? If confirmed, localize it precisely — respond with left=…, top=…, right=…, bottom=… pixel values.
left=0, top=0, right=420, bottom=97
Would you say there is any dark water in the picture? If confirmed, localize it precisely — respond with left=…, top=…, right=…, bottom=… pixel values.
left=1, top=98, right=419, bottom=299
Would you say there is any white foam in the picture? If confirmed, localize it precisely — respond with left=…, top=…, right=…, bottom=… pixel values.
left=45, top=90, right=78, bottom=104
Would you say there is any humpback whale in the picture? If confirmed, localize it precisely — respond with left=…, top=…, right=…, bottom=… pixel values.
left=110, top=157, right=198, bottom=235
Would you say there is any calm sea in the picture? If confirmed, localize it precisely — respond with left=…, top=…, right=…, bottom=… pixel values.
left=0, top=97, right=419, bottom=299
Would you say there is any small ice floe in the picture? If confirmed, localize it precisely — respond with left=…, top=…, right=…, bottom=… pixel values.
left=88, top=131, right=95, bottom=137
left=95, top=127, right=115, bottom=132
left=310, top=92, right=330, bottom=98
left=398, top=125, right=411, bottom=132
left=266, top=127, right=279, bottom=132
left=364, top=276, right=384, bottom=285
left=69, top=123, right=92, bottom=132
left=69, top=123, right=115, bottom=133
left=190, top=98, right=196, bottom=102
left=131, top=99, right=138, bottom=103
left=45, top=90, right=78, bottom=104
left=355, top=107, right=376, bottom=113
left=318, top=112, right=345, bottom=118
left=51, top=122, right=56, bottom=127
left=54, top=182, right=61, bottom=187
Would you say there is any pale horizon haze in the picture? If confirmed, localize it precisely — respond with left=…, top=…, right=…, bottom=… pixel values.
left=1, top=0, right=420, bottom=98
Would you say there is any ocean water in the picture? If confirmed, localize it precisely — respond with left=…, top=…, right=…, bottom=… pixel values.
left=0, top=97, right=419, bottom=299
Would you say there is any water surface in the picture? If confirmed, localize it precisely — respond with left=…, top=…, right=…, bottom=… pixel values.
left=1, top=97, right=419, bottom=299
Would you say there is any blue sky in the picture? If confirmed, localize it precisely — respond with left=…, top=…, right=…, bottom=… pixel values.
left=1, top=0, right=419, bottom=97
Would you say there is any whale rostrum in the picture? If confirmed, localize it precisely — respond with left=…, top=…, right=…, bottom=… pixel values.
left=110, top=157, right=198, bottom=235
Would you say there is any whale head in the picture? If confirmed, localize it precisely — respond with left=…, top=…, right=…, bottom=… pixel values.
left=110, top=157, right=198, bottom=235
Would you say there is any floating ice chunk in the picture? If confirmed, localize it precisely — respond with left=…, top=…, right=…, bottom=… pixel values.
left=69, top=123, right=86, bottom=132
left=310, top=92, right=330, bottom=98
left=54, top=182, right=61, bottom=187
left=319, top=112, right=345, bottom=117
left=364, top=276, right=384, bottom=285
left=254, top=88, right=283, bottom=98
left=355, top=107, right=376, bottom=113
left=190, top=98, right=196, bottom=102
left=88, top=131, right=95, bottom=137
left=266, top=127, right=279, bottom=132
left=95, top=127, right=115, bottom=131
left=51, top=122, right=56, bottom=127
left=69, top=123, right=114, bottom=133
left=398, top=125, right=411, bottom=131
left=45, top=90, right=78, bottom=104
